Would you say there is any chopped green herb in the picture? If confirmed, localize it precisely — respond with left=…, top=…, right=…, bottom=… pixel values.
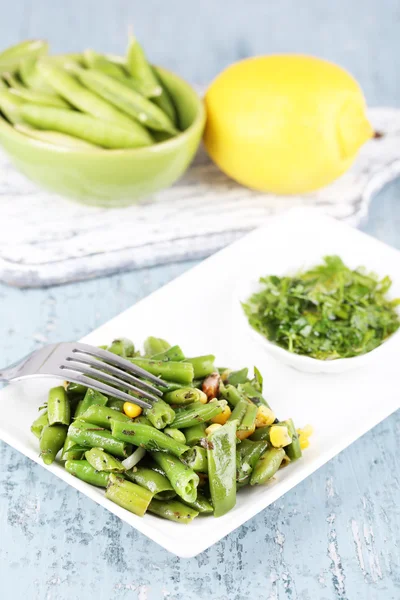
left=242, top=255, right=400, bottom=360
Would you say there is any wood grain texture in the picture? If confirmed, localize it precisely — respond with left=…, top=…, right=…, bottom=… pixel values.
left=0, top=1, right=399, bottom=598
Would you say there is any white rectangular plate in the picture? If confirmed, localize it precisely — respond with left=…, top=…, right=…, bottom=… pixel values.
left=0, top=207, right=399, bottom=558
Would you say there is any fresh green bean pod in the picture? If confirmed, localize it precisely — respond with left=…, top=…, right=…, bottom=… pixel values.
left=207, top=420, right=237, bottom=517
left=143, top=336, right=171, bottom=356
left=227, top=368, right=249, bottom=386
left=185, top=355, right=216, bottom=379
left=144, top=398, right=175, bottom=429
left=126, top=466, right=175, bottom=500
left=31, top=410, right=48, bottom=439
left=164, top=428, right=186, bottom=444
left=72, top=66, right=177, bottom=134
left=110, top=420, right=189, bottom=456
left=183, top=445, right=208, bottom=472
left=106, top=473, right=152, bottom=517
left=129, top=357, right=194, bottom=384
left=151, top=67, right=178, bottom=126
left=0, top=77, right=6, bottom=88
left=19, top=56, right=58, bottom=94
left=83, top=49, right=126, bottom=78
left=85, top=447, right=125, bottom=473
left=2, top=72, right=25, bottom=90
left=181, top=423, right=206, bottom=446
left=65, top=459, right=109, bottom=487
left=106, top=398, right=125, bottom=412
left=152, top=345, right=185, bottom=362
left=9, top=87, right=70, bottom=108
left=0, top=90, right=25, bottom=123
left=170, top=400, right=225, bottom=429
left=250, top=447, right=286, bottom=485
left=74, top=388, right=108, bottom=419
left=281, top=419, right=302, bottom=461
left=19, top=127, right=101, bottom=151
left=151, top=452, right=199, bottom=503
left=148, top=499, right=199, bottom=523
left=78, top=404, right=131, bottom=429
left=68, top=420, right=132, bottom=458
left=21, top=105, right=153, bottom=149
left=40, top=424, right=67, bottom=465
left=107, top=337, right=136, bottom=357
left=126, top=35, right=162, bottom=98
left=47, top=386, right=71, bottom=426
left=0, top=40, right=48, bottom=73
left=182, top=493, right=213, bottom=514
left=163, top=387, right=207, bottom=406
left=236, top=439, right=269, bottom=485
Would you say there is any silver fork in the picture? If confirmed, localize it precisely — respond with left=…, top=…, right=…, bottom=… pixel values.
left=0, top=342, right=167, bottom=409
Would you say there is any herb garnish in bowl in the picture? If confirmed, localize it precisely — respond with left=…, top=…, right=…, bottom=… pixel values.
left=242, top=256, right=400, bottom=360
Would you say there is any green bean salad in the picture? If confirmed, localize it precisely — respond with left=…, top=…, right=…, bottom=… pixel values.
left=31, top=336, right=311, bottom=523
left=0, top=36, right=180, bottom=150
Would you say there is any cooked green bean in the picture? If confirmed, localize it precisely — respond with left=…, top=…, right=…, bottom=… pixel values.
left=133, top=415, right=152, bottom=426
left=126, top=34, right=162, bottom=98
left=68, top=420, right=132, bottom=458
left=249, top=425, right=271, bottom=442
left=143, top=336, right=170, bottom=356
left=164, top=428, right=186, bottom=444
left=221, top=384, right=243, bottom=407
left=0, top=40, right=48, bottom=73
left=65, top=382, right=87, bottom=399
left=183, top=445, right=208, bottom=472
left=129, top=357, right=194, bottom=384
left=181, top=423, right=206, bottom=446
left=183, top=493, right=213, bottom=514
left=228, top=397, right=248, bottom=424
left=250, top=447, right=285, bottom=485
left=74, top=387, right=108, bottom=419
left=0, top=90, right=25, bottom=123
left=237, top=403, right=257, bottom=436
left=144, top=398, right=175, bottom=429
left=126, top=466, right=175, bottom=499
left=107, top=337, right=136, bottom=357
left=170, top=400, right=225, bottom=429
left=65, top=459, right=109, bottom=487
left=281, top=419, right=302, bottom=461
left=238, top=382, right=271, bottom=409
left=85, top=447, right=125, bottom=473
left=111, top=420, right=189, bottom=456
left=16, top=124, right=101, bottom=150
left=185, top=355, right=216, bottom=379
left=106, top=473, right=152, bottom=517
left=227, top=368, right=249, bottom=386
left=72, top=66, right=177, bottom=134
left=40, top=424, right=67, bottom=465
left=151, top=452, right=199, bottom=503
left=106, top=398, right=125, bottom=412
left=61, top=440, right=86, bottom=461
left=207, top=420, right=237, bottom=517
left=236, top=439, right=269, bottom=485
left=79, top=404, right=131, bottom=429
left=164, top=387, right=207, bottom=406
left=152, top=345, right=185, bottom=362
left=22, top=105, right=153, bottom=149
left=148, top=499, right=199, bottom=523
left=47, top=386, right=71, bottom=426
left=31, top=410, right=48, bottom=439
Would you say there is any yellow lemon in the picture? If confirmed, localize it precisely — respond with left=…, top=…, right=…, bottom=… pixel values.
left=204, top=55, right=373, bottom=194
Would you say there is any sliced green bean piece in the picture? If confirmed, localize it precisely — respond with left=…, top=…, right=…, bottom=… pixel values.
left=107, top=337, right=136, bottom=357
left=0, top=90, right=25, bottom=123
left=183, top=445, right=208, bottom=472
left=65, top=382, right=87, bottom=399
left=106, top=473, right=152, bottom=517
left=185, top=355, right=216, bottom=379
left=21, top=105, right=152, bottom=149
left=0, top=40, right=48, bottom=73
left=228, top=398, right=248, bottom=424
left=170, top=400, right=225, bottom=429
left=281, top=419, right=302, bottom=461
left=152, top=345, right=185, bottom=362
left=207, top=420, right=237, bottom=517
left=61, top=440, right=86, bottom=461
left=183, top=493, right=213, bottom=514
left=151, top=452, right=199, bottom=503
left=85, top=447, right=125, bottom=473
left=126, top=34, right=162, bottom=98
left=40, top=424, right=67, bottom=465
left=65, top=459, right=109, bottom=487
left=237, top=403, right=257, bottom=435
left=106, top=398, right=125, bottom=412
left=164, top=428, right=186, bottom=444
left=181, top=423, right=206, bottom=446
left=143, top=336, right=171, bottom=356
left=238, top=382, right=271, bottom=409
left=47, top=386, right=71, bottom=426
left=110, top=420, right=189, bottom=457
left=126, top=466, right=175, bottom=500
left=31, top=410, right=48, bottom=439
left=133, top=415, right=152, bottom=426
left=227, top=368, right=249, bottom=386
left=250, top=447, right=285, bottom=485
left=68, top=420, right=132, bottom=458
left=164, top=387, right=207, bottom=406
left=79, top=404, right=131, bottom=429
left=74, top=387, right=108, bottom=419
left=72, top=66, right=177, bottom=134
left=236, top=439, right=269, bottom=485
left=129, top=357, right=194, bottom=384
left=249, top=425, right=271, bottom=442
left=144, top=398, right=175, bottom=429
left=148, top=499, right=198, bottom=523
left=221, top=384, right=244, bottom=407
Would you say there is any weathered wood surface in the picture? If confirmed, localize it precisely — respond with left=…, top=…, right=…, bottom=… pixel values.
left=0, top=1, right=399, bottom=598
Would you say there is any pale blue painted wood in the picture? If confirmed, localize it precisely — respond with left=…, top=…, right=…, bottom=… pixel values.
left=0, top=2, right=400, bottom=599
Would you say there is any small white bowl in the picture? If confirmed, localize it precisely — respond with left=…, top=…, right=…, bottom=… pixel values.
left=236, top=268, right=400, bottom=374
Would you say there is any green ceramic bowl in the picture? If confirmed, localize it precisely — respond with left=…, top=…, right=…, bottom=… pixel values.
left=0, top=67, right=205, bottom=207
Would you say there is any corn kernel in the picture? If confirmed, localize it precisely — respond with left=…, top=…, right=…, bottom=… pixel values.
left=299, top=437, right=309, bottom=450
left=205, top=423, right=223, bottom=436
left=211, top=404, right=232, bottom=425
left=123, top=402, right=142, bottom=419
left=255, top=406, right=275, bottom=428
left=270, top=425, right=292, bottom=448
left=236, top=425, right=256, bottom=441
left=197, top=390, right=208, bottom=404
left=297, top=424, right=313, bottom=451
